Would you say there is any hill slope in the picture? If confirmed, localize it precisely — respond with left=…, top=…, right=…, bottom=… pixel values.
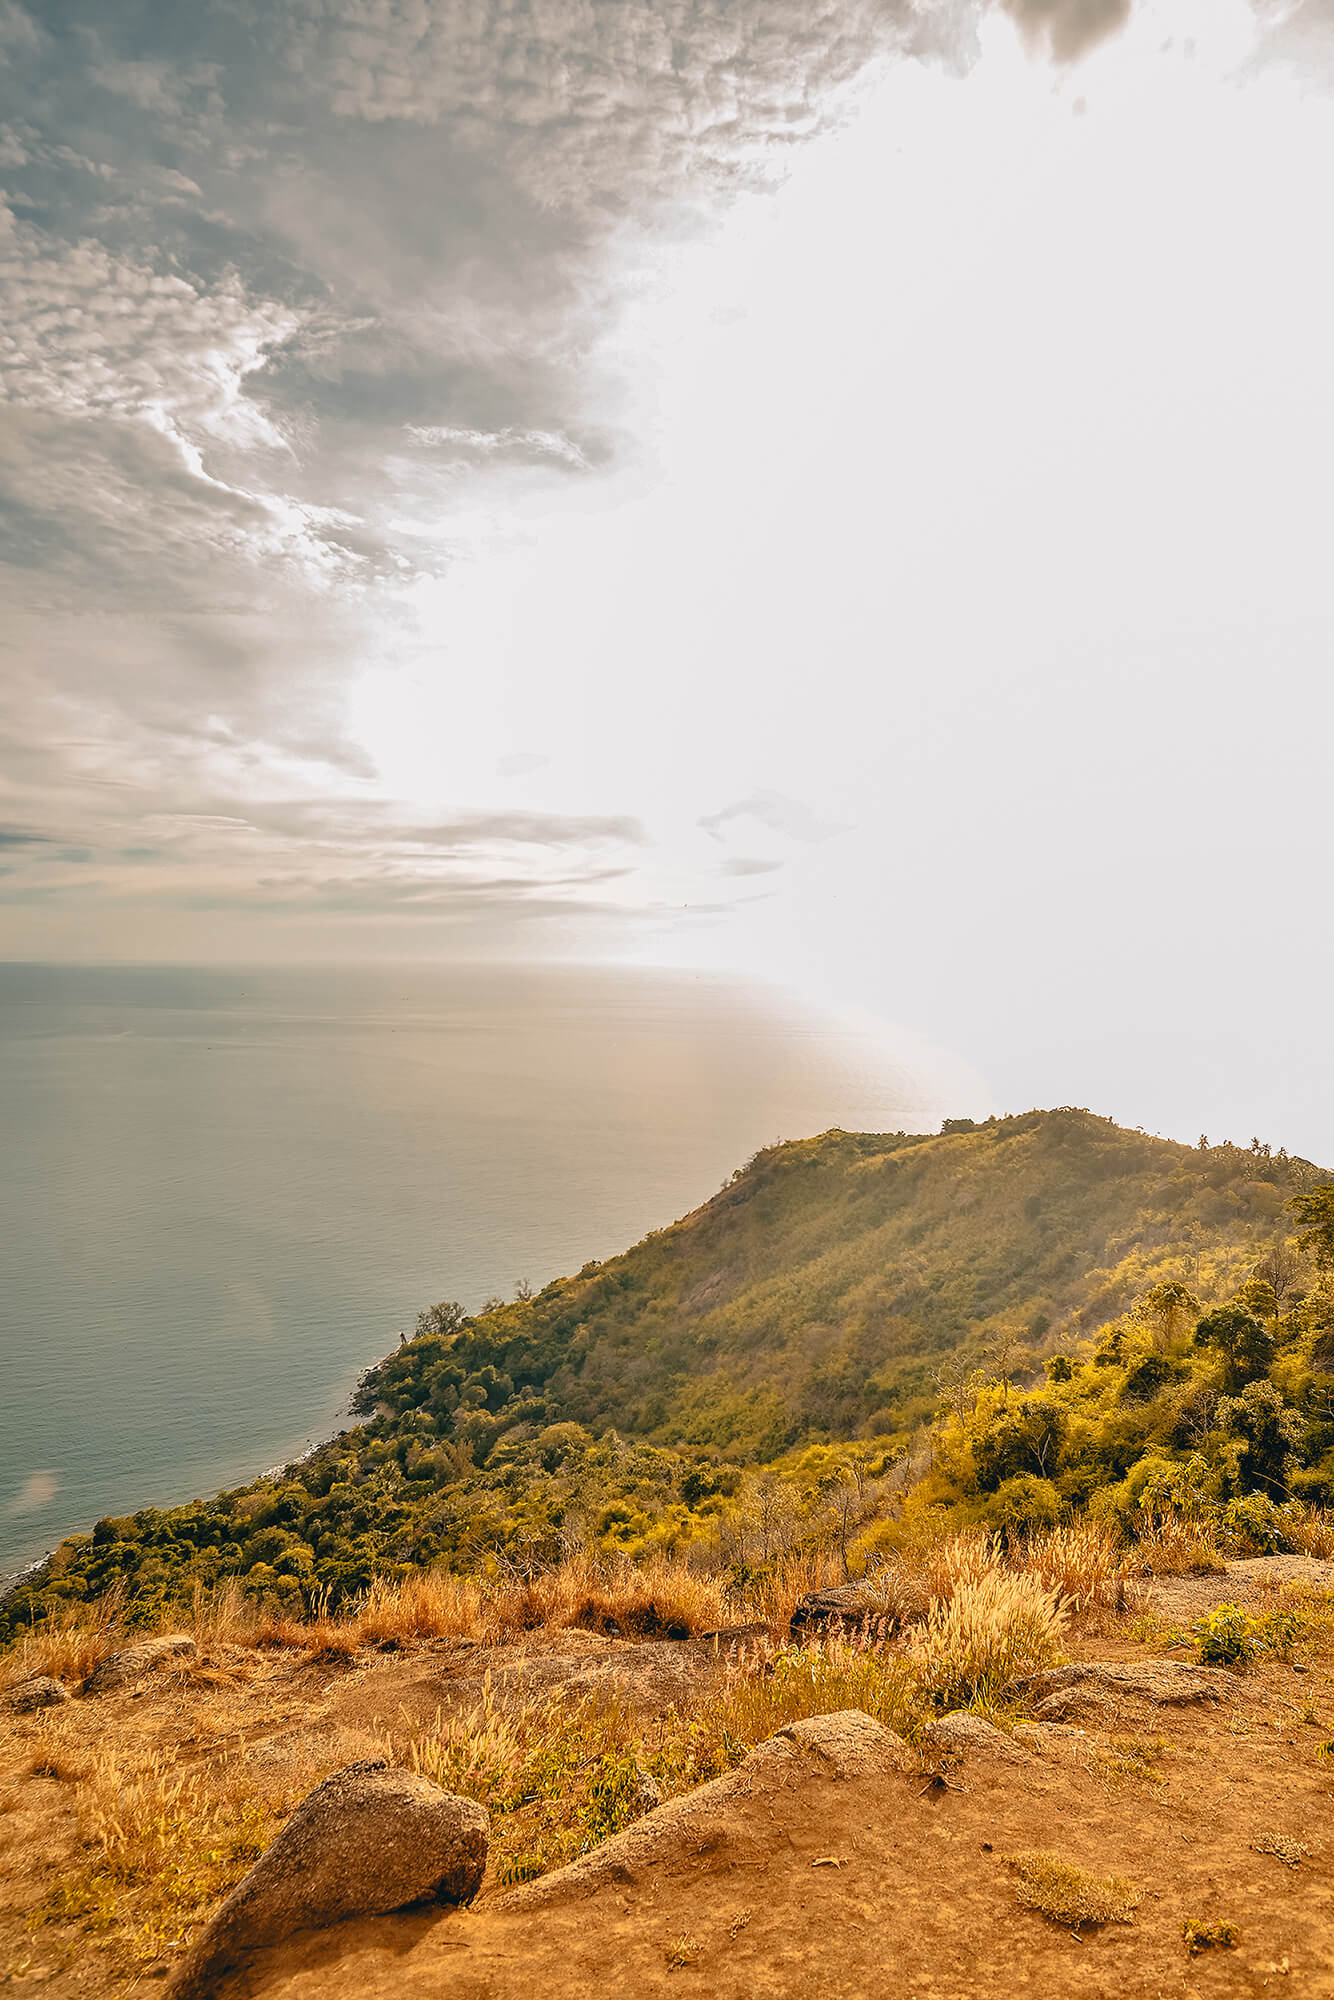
left=362, top=1109, right=1321, bottom=1454
left=4, top=1108, right=1328, bottom=1634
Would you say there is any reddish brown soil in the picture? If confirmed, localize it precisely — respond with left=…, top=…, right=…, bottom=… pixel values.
left=2, top=1564, right=1331, bottom=2000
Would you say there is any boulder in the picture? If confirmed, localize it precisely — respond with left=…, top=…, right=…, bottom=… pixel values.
left=4, top=1675, right=70, bottom=1713
left=168, top=1760, right=488, bottom=2000
left=778, top=1709, right=914, bottom=1779
left=495, top=1710, right=909, bottom=1913
left=924, top=1712, right=1027, bottom=1762
left=82, top=1634, right=195, bottom=1696
left=789, top=1584, right=898, bottom=1642
left=1010, top=1661, right=1227, bottom=1708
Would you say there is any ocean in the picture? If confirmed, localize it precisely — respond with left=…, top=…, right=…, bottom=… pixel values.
left=0, top=961, right=934, bottom=1581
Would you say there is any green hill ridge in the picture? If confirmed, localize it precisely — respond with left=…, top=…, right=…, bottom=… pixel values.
left=366, top=1108, right=1319, bottom=1456
left=5, top=1107, right=1332, bottom=1637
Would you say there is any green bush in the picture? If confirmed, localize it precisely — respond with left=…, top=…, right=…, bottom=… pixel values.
left=1193, top=1603, right=1255, bottom=1667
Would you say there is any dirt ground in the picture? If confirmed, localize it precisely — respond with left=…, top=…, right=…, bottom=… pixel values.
left=2, top=1561, right=1332, bottom=2000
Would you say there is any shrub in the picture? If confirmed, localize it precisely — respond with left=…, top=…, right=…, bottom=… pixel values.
left=1009, top=1851, right=1140, bottom=1927
left=1221, top=1491, right=1295, bottom=1556
left=1183, top=1919, right=1240, bottom=1955
left=910, top=1571, right=1067, bottom=1708
left=987, top=1476, right=1063, bottom=1535
left=1193, top=1603, right=1255, bottom=1667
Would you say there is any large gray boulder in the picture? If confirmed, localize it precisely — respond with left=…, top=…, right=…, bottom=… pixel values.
left=82, top=1633, right=195, bottom=1696
left=168, top=1760, right=487, bottom=1999
left=789, top=1583, right=899, bottom=1642
left=4, top=1675, right=70, bottom=1713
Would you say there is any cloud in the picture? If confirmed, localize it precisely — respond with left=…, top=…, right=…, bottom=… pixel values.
left=1249, top=0, right=1334, bottom=79
left=699, top=790, right=848, bottom=843
left=406, top=426, right=590, bottom=469
left=720, top=856, right=784, bottom=876
left=999, top=0, right=1133, bottom=62
left=0, top=0, right=1169, bottom=957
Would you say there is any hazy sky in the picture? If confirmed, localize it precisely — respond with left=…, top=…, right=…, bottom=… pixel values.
left=2, top=0, right=1332, bottom=1158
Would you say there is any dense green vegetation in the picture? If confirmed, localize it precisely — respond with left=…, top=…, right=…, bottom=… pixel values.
left=4, top=1108, right=1332, bottom=1639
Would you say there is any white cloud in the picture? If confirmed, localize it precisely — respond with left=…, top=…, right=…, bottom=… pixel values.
left=0, top=212, right=299, bottom=446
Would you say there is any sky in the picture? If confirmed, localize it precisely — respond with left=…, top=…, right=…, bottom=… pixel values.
left=1, top=0, right=1333, bottom=1158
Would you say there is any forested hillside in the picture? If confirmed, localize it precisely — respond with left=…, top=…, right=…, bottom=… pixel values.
left=360, top=1109, right=1322, bottom=1453
left=5, top=1107, right=1332, bottom=1636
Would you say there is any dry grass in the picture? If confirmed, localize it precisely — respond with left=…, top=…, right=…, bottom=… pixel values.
left=27, top=1722, right=95, bottom=1786
left=231, top=1557, right=738, bottom=1660
left=915, top=1531, right=998, bottom=1606
left=1282, top=1510, right=1334, bottom=1559
left=26, top=1721, right=383, bottom=1976
left=368, top=1629, right=923, bottom=1888
left=0, top=1589, right=125, bottom=1691
left=1008, top=1850, right=1140, bottom=1928
left=1012, top=1524, right=1134, bottom=1615
left=1086, top=1735, right=1167, bottom=1789
left=1131, top=1512, right=1227, bottom=1577
left=909, top=1571, right=1068, bottom=1709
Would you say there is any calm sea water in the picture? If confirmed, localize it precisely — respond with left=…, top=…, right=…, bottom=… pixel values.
left=0, top=962, right=932, bottom=1579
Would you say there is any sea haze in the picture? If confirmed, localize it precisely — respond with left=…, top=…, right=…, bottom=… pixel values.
left=0, top=962, right=937, bottom=1579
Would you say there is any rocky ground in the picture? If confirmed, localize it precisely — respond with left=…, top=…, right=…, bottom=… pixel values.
left=2, top=1558, right=1332, bottom=1999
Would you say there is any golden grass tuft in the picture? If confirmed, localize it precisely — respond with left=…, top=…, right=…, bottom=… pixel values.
left=1131, top=1511, right=1226, bottom=1577
left=1012, top=1523, right=1133, bottom=1615
left=0, top=1589, right=125, bottom=1691
left=910, top=1571, right=1068, bottom=1709
left=28, top=1720, right=95, bottom=1785
left=1009, top=1850, right=1140, bottom=1928
left=355, top=1570, right=497, bottom=1646
left=1282, top=1509, right=1334, bottom=1559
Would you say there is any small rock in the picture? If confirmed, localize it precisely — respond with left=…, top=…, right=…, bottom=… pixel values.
left=924, top=1712, right=1027, bottom=1762
left=168, top=1760, right=488, bottom=1999
left=82, top=1634, right=195, bottom=1697
left=789, top=1584, right=898, bottom=1642
left=4, top=1675, right=70, bottom=1713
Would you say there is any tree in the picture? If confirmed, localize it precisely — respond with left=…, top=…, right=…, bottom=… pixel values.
left=931, top=1352, right=980, bottom=1425
left=983, top=1328, right=1024, bottom=1404
left=972, top=1398, right=1068, bottom=1488
left=1252, top=1241, right=1305, bottom=1330
left=1136, top=1281, right=1200, bottom=1351
left=1215, top=1380, right=1305, bottom=1495
left=1291, top=1183, right=1334, bottom=1276
left=1192, top=1303, right=1276, bottom=1391
left=414, top=1300, right=467, bottom=1341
